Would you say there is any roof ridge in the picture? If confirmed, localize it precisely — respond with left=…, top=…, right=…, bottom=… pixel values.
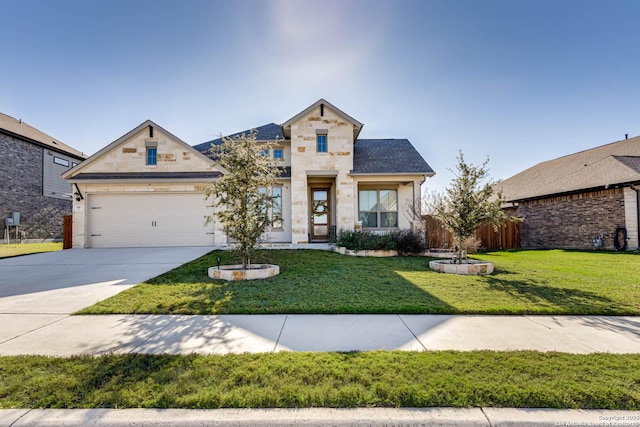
left=547, top=134, right=640, bottom=162
left=0, top=111, right=86, bottom=158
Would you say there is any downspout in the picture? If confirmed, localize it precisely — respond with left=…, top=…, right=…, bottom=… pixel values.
left=632, top=185, right=640, bottom=250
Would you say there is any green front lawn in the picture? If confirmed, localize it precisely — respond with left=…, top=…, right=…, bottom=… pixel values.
left=0, top=242, right=62, bottom=259
left=2, top=351, right=639, bottom=409
left=79, top=249, right=640, bottom=315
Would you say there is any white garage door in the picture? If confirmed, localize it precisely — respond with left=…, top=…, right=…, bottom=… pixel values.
left=88, top=193, right=216, bottom=248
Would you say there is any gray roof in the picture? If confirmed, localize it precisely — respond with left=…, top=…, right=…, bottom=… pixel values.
left=614, top=155, right=640, bottom=173
left=276, top=167, right=291, bottom=178
left=72, top=172, right=222, bottom=180
left=194, top=123, right=283, bottom=154
left=497, top=136, right=640, bottom=202
left=0, top=112, right=86, bottom=159
left=352, top=139, right=435, bottom=175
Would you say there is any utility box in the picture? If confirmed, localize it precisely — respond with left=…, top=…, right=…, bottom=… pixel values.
left=5, top=217, right=13, bottom=227
left=11, top=212, right=20, bottom=226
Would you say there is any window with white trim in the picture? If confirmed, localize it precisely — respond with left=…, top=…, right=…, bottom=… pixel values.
left=359, top=189, right=398, bottom=228
left=258, top=186, right=283, bottom=230
left=53, top=156, right=69, bottom=167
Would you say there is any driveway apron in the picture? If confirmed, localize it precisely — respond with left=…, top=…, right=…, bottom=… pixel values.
left=0, top=247, right=213, bottom=347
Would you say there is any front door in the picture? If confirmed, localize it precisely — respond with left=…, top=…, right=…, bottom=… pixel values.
left=310, top=188, right=330, bottom=241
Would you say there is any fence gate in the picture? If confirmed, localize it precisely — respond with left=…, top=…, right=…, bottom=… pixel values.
left=63, top=215, right=72, bottom=249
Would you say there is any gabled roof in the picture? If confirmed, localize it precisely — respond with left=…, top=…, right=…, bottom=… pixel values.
left=282, top=99, right=364, bottom=140
left=352, top=139, right=435, bottom=175
left=497, top=135, right=640, bottom=202
left=0, top=112, right=86, bottom=159
left=63, top=120, right=215, bottom=180
left=193, top=123, right=283, bottom=155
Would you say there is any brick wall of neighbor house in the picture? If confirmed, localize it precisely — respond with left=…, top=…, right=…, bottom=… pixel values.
left=0, top=132, right=72, bottom=240
left=518, top=188, right=626, bottom=250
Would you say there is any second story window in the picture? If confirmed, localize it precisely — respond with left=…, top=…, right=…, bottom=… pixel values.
left=260, top=149, right=270, bottom=157
left=273, top=148, right=284, bottom=160
left=146, top=147, right=157, bottom=165
left=53, top=156, right=70, bottom=167
left=316, top=134, right=327, bottom=153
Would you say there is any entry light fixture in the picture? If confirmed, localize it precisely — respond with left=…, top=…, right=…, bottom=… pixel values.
left=73, top=184, right=84, bottom=202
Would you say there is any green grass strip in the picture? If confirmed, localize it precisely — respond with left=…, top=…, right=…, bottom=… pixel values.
left=1, top=351, right=639, bottom=409
left=0, top=242, right=62, bottom=259
left=79, top=249, right=640, bottom=315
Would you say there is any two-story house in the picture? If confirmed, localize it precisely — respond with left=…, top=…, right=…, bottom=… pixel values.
left=63, top=100, right=434, bottom=248
left=1, top=113, right=86, bottom=241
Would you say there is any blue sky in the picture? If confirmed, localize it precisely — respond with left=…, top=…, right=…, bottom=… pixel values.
left=2, top=0, right=640, bottom=192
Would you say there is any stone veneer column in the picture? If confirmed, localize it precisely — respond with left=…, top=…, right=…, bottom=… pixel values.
left=290, top=164, right=309, bottom=243
left=335, top=171, right=355, bottom=232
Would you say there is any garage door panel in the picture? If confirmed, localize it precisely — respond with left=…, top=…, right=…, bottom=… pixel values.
left=88, top=193, right=216, bottom=248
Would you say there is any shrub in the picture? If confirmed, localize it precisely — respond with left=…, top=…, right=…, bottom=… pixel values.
left=461, top=236, right=482, bottom=254
left=394, top=229, right=427, bottom=254
left=336, top=229, right=397, bottom=251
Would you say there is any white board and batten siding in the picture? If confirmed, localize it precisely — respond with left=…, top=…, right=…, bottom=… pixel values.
left=87, top=193, right=217, bottom=248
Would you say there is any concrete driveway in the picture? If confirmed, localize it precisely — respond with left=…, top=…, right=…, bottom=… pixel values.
left=0, top=247, right=214, bottom=347
left=0, top=247, right=213, bottom=314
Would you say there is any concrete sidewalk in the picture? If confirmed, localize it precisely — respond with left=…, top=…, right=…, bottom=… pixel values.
left=2, top=314, right=640, bottom=356
left=3, top=407, right=640, bottom=426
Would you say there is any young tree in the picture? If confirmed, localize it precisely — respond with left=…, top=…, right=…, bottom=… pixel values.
left=205, top=130, right=280, bottom=269
left=432, top=151, right=508, bottom=262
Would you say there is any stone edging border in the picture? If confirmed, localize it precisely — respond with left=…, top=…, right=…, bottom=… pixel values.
left=208, top=264, right=280, bottom=281
left=334, top=246, right=399, bottom=257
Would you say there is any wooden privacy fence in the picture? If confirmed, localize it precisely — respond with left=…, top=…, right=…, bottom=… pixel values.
left=423, top=215, right=521, bottom=250
left=63, top=215, right=72, bottom=249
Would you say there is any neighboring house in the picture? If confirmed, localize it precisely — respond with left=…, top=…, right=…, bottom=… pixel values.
left=496, top=135, right=640, bottom=250
left=0, top=113, right=86, bottom=241
left=63, top=99, right=434, bottom=248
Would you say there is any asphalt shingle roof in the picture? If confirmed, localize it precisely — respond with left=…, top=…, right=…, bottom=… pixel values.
left=0, top=112, right=86, bottom=159
left=193, top=123, right=283, bottom=154
left=72, top=172, right=223, bottom=180
left=496, top=136, right=640, bottom=202
left=352, top=139, right=435, bottom=175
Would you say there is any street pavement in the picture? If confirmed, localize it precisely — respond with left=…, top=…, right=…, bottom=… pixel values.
left=1, top=247, right=640, bottom=426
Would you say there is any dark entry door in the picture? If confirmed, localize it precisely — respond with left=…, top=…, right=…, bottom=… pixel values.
left=311, top=188, right=330, bottom=241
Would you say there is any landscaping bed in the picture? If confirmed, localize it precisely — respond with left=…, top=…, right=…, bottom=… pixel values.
left=1, top=351, right=639, bottom=409
left=78, top=249, right=640, bottom=316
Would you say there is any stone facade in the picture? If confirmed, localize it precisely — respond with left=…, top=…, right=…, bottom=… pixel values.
left=66, top=103, right=434, bottom=248
left=517, top=188, right=626, bottom=250
left=288, top=106, right=357, bottom=243
left=0, top=132, right=73, bottom=240
left=82, top=125, right=213, bottom=174
left=69, top=123, right=227, bottom=248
